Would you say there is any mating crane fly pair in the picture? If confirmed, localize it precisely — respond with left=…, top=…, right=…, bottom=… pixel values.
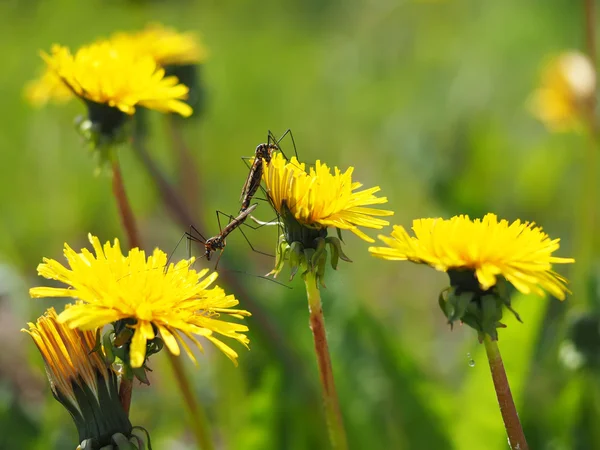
left=187, top=130, right=295, bottom=267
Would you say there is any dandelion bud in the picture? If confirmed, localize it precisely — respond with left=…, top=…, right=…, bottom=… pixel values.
left=23, top=308, right=134, bottom=447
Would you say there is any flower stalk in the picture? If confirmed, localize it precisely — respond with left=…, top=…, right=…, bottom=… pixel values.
left=166, top=351, right=214, bottom=450
left=118, top=378, right=133, bottom=417
left=111, top=158, right=141, bottom=250
left=483, top=336, right=529, bottom=450
left=304, top=271, right=348, bottom=450
left=165, top=116, right=202, bottom=219
left=110, top=157, right=139, bottom=415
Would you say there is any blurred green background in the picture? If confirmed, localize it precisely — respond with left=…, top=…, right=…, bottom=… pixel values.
left=0, top=0, right=598, bottom=449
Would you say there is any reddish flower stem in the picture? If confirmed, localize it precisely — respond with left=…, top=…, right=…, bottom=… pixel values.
left=110, top=157, right=140, bottom=416
left=304, top=272, right=348, bottom=450
left=118, top=378, right=133, bottom=416
left=165, top=117, right=202, bottom=219
left=483, top=336, right=528, bottom=450
left=111, top=159, right=142, bottom=249
left=167, top=351, right=214, bottom=450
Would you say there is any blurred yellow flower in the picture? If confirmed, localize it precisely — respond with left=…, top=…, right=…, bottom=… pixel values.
left=263, top=152, right=394, bottom=242
left=369, top=213, right=574, bottom=299
left=30, top=234, right=250, bottom=368
left=112, top=23, right=208, bottom=67
left=529, top=51, right=596, bottom=132
left=25, top=67, right=73, bottom=107
left=42, top=41, right=193, bottom=117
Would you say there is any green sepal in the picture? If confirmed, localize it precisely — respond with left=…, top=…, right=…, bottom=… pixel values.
left=288, top=241, right=303, bottom=280
left=480, top=294, right=502, bottom=341
left=103, top=331, right=116, bottom=364
left=316, top=249, right=327, bottom=288
left=131, top=427, right=153, bottom=450
left=336, top=227, right=344, bottom=243
left=113, top=327, right=134, bottom=348
left=271, top=222, right=352, bottom=284
left=438, top=272, right=521, bottom=341
left=131, top=366, right=150, bottom=385
left=311, top=238, right=327, bottom=267
left=269, top=235, right=290, bottom=278
left=111, top=432, right=136, bottom=449
left=326, top=236, right=352, bottom=263
left=328, top=240, right=340, bottom=270
left=145, top=337, right=164, bottom=358
left=303, top=248, right=316, bottom=275
left=79, top=439, right=93, bottom=450
left=439, top=287, right=474, bottom=328
left=438, top=287, right=450, bottom=315
left=91, top=329, right=103, bottom=353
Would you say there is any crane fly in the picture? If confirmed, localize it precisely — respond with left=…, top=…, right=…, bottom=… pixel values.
left=187, top=203, right=258, bottom=268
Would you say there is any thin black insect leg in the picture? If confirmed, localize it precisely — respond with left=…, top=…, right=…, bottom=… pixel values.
left=267, top=129, right=289, bottom=161
left=214, top=249, right=224, bottom=271
left=215, top=210, right=275, bottom=257
left=215, top=209, right=224, bottom=234
left=267, top=129, right=278, bottom=146
left=284, top=129, right=299, bottom=160
left=186, top=226, right=192, bottom=259
left=185, top=225, right=207, bottom=249
left=275, top=129, right=298, bottom=160
left=241, top=155, right=254, bottom=170
left=236, top=221, right=275, bottom=258
left=216, top=209, right=278, bottom=231
left=165, top=232, right=188, bottom=273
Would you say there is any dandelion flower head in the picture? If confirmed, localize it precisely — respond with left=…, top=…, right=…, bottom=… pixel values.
left=369, top=213, right=574, bottom=299
left=30, top=234, right=251, bottom=368
left=112, top=23, right=207, bottom=67
left=41, top=41, right=193, bottom=117
left=25, top=67, right=73, bottom=107
left=263, top=152, right=394, bottom=242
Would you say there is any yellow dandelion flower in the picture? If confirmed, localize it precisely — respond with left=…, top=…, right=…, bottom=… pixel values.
left=42, top=41, right=193, bottom=117
left=263, top=152, right=394, bottom=242
left=23, top=308, right=132, bottom=443
left=30, top=234, right=251, bottom=369
left=24, top=67, right=73, bottom=107
left=112, top=23, right=207, bottom=67
left=369, top=213, right=574, bottom=299
left=529, top=51, right=595, bottom=132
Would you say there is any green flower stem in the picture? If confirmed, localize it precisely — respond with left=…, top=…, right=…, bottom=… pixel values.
left=166, top=351, right=214, bottom=450
left=483, top=336, right=528, bottom=450
left=111, top=159, right=141, bottom=249
left=304, top=271, right=348, bottom=450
